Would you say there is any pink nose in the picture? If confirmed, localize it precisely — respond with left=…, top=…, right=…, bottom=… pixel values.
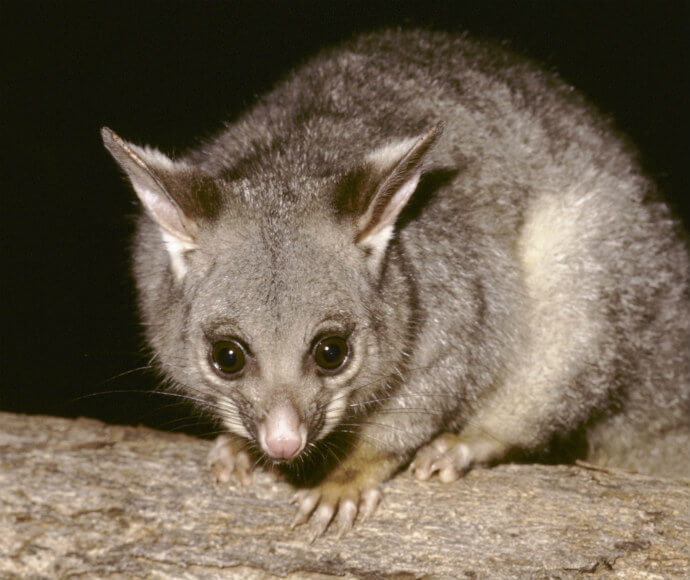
left=265, top=434, right=302, bottom=459
left=258, top=403, right=306, bottom=460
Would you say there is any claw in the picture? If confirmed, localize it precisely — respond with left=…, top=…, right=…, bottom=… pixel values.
left=291, top=489, right=319, bottom=529
left=308, top=503, right=336, bottom=541
left=359, top=486, right=381, bottom=520
left=290, top=489, right=307, bottom=505
left=335, top=498, right=357, bottom=538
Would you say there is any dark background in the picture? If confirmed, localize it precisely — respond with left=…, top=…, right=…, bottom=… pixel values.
left=3, top=1, right=689, bottom=433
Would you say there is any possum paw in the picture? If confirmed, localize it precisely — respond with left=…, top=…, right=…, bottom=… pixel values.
left=410, top=432, right=505, bottom=482
left=410, top=433, right=473, bottom=482
left=290, top=479, right=381, bottom=541
left=207, top=434, right=253, bottom=486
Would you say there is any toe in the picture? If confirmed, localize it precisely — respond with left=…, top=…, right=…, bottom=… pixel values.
left=335, top=498, right=358, bottom=538
left=359, top=484, right=381, bottom=520
left=291, top=489, right=320, bottom=529
left=308, top=503, right=336, bottom=541
left=410, top=443, right=442, bottom=481
left=437, top=462, right=461, bottom=482
left=446, top=441, right=473, bottom=473
left=412, top=462, right=434, bottom=481
left=234, top=450, right=253, bottom=486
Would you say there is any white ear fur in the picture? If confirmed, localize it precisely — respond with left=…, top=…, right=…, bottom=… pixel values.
left=357, top=168, right=422, bottom=263
left=356, top=125, right=442, bottom=264
left=161, top=231, right=195, bottom=280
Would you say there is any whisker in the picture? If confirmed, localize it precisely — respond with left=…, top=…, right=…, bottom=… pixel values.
left=367, top=408, right=445, bottom=416
left=334, top=428, right=388, bottom=447
left=102, top=365, right=155, bottom=383
left=336, top=420, right=411, bottom=434
left=70, top=388, right=206, bottom=407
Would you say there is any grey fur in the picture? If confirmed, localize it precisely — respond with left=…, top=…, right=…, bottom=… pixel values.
left=103, top=29, right=689, bottom=481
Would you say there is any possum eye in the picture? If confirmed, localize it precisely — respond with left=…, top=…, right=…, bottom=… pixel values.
left=313, top=336, right=349, bottom=372
left=211, top=340, right=246, bottom=376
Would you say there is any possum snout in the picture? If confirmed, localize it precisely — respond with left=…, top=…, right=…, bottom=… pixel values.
left=257, top=404, right=307, bottom=460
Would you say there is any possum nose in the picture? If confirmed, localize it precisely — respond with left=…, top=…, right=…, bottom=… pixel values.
left=266, top=435, right=301, bottom=459
left=259, top=404, right=306, bottom=460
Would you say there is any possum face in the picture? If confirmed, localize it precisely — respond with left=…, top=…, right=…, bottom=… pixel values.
left=184, top=213, right=382, bottom=461
left=102, top=124, right=441, bottom=462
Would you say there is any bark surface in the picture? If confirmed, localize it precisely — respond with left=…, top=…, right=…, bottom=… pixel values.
left=1, top=412, right=688, bottom=579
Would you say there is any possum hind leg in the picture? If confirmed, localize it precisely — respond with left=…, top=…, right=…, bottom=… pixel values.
left=412, top=190, right=623, bottom=480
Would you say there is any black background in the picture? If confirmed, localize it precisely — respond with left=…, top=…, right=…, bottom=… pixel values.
left=3, top=1, right=689, bottom=433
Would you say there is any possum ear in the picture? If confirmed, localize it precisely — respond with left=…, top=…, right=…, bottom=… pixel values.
left=101, top=127, right=198, bottom=245
left=340, top=124, right=443, bottom=264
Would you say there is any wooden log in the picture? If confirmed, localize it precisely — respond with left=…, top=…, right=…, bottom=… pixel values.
left=1, top=412, right=688, bottom=579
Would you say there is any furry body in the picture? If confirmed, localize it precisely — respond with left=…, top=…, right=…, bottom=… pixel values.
left=104, top=29, right=690, bottom=535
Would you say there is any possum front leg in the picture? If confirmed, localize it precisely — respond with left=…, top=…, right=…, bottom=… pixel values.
left=291, top=440, right=400, bottom=540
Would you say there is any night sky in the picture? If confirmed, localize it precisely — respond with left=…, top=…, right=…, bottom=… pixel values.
left=3, top=1, right=688, bottom=433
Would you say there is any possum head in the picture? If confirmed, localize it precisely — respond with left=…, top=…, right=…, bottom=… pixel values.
left=102, top=125, right=441, bottom=462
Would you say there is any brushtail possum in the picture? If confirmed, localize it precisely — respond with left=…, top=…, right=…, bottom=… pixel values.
left=102, top=29, right=690, bottom=538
